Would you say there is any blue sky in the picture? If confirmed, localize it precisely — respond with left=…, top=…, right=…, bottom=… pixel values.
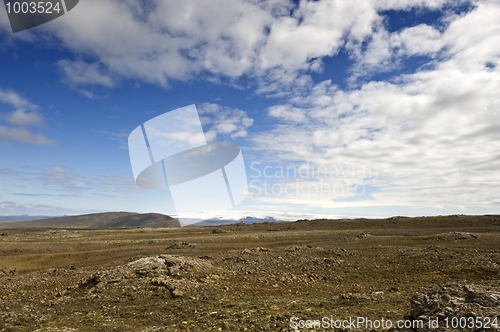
left=0, top=0, right=499, bottom=220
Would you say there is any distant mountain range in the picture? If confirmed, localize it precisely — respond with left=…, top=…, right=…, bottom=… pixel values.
left=190, top=216, right=287, bottom=227
left=0, top=213, right=291, bottom=228
left=0, top=212, right=180, bottom=229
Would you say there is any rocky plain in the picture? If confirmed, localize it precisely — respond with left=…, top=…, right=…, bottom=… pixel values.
left=1, top=214, right=500, bottom=331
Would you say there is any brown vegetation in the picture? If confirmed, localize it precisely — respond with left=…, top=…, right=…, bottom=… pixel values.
left=1, top=214, right=500, bottom=331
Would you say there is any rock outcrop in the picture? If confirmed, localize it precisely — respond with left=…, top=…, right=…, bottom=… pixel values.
left=391, top=283, right=500, bottom=331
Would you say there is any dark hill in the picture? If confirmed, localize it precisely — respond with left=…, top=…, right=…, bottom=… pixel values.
left=0, top=212, right=180, bottom=229
left=98, top=213, right=180, bottom=228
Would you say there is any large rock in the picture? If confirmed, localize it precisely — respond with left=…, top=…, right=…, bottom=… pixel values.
left=391, top=283, right=500, bottom=331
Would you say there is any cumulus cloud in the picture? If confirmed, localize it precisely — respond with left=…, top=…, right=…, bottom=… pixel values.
left=198, top=103, right=253, bottom=141
left=250, top=1, right=500, bottom=211
left=2, top=0, right=473, bottom=95
left=0, top=88, right=54, bottom=145
left=30, top=0, right=384, bottom=93
left=373, top=0, right=460, bottom=11
left=1, top=0, right=476, bottom=94
left=267, top=105, right=307, bottom=123
left=346, top=21, right=447, bottom=82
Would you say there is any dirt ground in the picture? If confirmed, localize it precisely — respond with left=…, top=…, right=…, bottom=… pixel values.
left=1, top=215, right=500, bottom=331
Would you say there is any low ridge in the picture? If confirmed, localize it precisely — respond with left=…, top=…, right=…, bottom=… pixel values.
left=0, top=212, right=180, bottom=229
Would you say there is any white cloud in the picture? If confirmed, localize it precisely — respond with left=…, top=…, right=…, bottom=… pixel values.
left=58, top=60, right=114, bottom=87
left=1, top=0, right=477, bottom=95
left=0, top=88, right=54, bottom=145
left=0, top=125, right=55, bottom=145
left=373, top=0, right=463, bottom=11
left=79, top=89, right=96, bottom=99
left=346, top=22, right=447, bottom=82
left=257, top=0, right=378, bottom=70
left=198, top=103, right=253, bottom=141
left=30, top=0, right=384, bottom=93
left=267, top=105, right=307, bottom=123
left=249, top=1, right=500, bottom=211
left=2, top=0, right=475, bottom=96
left=345, top=3, right=492, bottom=83
left=0, top=88, right=45, bottom=126
left=442, top=1, right=500, bottom=70
left=0, top=88, right=38, bottom=110
left=398, top=24, right=443, bottom=56
left=7, top=109, right=44, bottom=126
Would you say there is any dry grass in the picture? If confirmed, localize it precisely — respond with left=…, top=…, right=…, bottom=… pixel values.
left=1, top=215, right=500, bottom=331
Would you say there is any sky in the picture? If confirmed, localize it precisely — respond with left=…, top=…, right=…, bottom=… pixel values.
left=0, top=0, right=499, bottom=221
